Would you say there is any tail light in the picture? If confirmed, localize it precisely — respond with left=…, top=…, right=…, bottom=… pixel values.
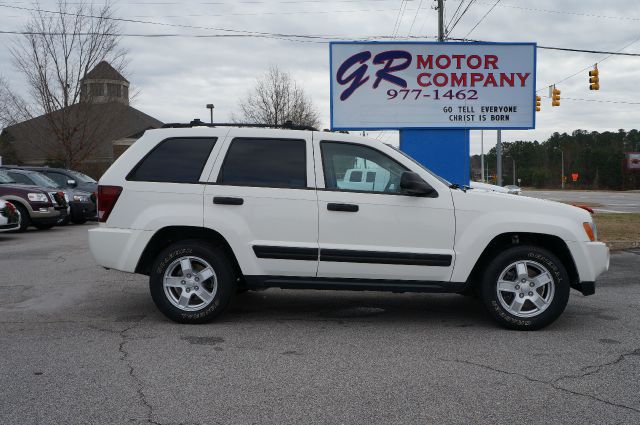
left=97, top=185, right=122, bottom=223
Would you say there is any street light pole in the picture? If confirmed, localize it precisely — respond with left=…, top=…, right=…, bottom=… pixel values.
left=561, top=149, right=565, bottom=189
left=496, top=130, right=502, bottom=186
left=513, top=159, right=516, bottom=185
left=480, top=130, right=484, bottom=182
left=206, top=104, right=214, bottom=124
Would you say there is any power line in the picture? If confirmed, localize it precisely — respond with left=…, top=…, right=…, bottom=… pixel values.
left=391, top=0, right=408, bottom=38
left=407, top=0, right=424, bottom=37
left=446, top=0, right=477, bottom=37
left=447, top=0, right=467, bottom=29
left=541, top=95, right=640, bottom=106
left=449, top=37, right=640, bottom=56
left=463, top=0, right=501, bottom=38
left=483, top=2, right=640, bottom=22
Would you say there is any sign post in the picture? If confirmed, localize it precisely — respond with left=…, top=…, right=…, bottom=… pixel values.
left=329, top=41, right=536, bottom=186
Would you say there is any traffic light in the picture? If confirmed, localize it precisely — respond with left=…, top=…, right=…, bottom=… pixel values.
left=589, top=66, right=600, bottom=90
left=536, top=95, right=541, bottom=112
left=552, top=86, right=561, bottom=106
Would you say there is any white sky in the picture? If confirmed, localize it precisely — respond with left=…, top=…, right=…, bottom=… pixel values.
left=1, top=0, right=639, bottom=154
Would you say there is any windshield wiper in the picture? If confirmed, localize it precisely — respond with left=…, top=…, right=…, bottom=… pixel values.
left=449, top=183, right=468, bottom=192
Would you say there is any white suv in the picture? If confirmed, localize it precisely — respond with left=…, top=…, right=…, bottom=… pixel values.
left=89, top=125, right=609, bottom=330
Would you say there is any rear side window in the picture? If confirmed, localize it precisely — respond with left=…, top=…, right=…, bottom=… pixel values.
left=44, top=172, right=68, bottom=187
left=218, top=138, right=306, bottom=188
left=7, top=172, right=33, bottom=185
left=128, top=137, right=217, bottom=183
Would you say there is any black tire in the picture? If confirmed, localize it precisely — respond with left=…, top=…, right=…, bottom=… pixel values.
left=61, top=215, right=71, bottom=225
left=71, top=218, right=88, bottom=224
left=149, top=240, right=235, bottom=324
left=13, top=203, right=30, bottom=232
left=33, top=223, right=55, bottom=230
left=480, top=245, right=570, bottom=331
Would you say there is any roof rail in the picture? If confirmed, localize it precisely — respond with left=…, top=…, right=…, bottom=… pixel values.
left=161, top=119, right=317, bottom=131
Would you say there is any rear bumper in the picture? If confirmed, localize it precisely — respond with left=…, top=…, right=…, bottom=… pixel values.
left=89, top=226, right=154, bottom=272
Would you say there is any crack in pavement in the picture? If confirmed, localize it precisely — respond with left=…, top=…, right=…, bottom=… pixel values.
left=440, top=351, right=640, bottom=415
left=116, top=316, right=162, bottom=425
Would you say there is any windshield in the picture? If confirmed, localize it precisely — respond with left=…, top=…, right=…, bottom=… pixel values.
left=26, top=171, right=61, bottom=188
left=0, top=171, right=16, bottom=184
left=388, top=145, right=452, bottom=186
left=68, top=170, right=96, bottom=183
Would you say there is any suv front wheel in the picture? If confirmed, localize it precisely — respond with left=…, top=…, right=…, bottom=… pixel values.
left=149, top=241, right=235, bottom=324
left=480, top=245, right=570, bottom=330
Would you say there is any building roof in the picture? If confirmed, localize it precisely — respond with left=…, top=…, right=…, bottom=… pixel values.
left=82, top=61, right=129, bottom=83
left=1, top=102, right=162, bottom=163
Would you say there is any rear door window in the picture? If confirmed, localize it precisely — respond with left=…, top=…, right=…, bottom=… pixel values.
left=218, top=138, right=306, bottom=189
left=128, top=137, right=217, bottom=183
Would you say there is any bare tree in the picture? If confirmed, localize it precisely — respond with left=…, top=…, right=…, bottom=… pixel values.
left=233, top=66, right=321, bottom=128
left=5, top=0, right=127, bottom=168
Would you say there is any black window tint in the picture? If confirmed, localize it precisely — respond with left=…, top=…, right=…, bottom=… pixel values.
left=349, top=171, right=362, bottom=182
left=45, top=172, right=68, bottom=187
left=129, top=138, right=217, bottom=183
left=8, top=172, right=32, bottom=185
left=219, top=138, right=306, bottom=188
left=366, top=172, right=376, bottom=183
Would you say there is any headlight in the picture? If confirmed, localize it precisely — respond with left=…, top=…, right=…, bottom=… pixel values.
left=27, top=193, right=49, bottom=202
left=73, top=194, right=89, bottom=202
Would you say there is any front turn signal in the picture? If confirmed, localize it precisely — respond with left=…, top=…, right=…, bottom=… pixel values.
left=583, top=222, right=596, bottom=241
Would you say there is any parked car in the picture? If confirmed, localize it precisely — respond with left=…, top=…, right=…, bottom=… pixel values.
left=0, top=170, right=67, bottom=231
left=89, top=125, right=609, bottom=330
left=504, top=185, right=522, bottom=195
left=19, top=166, right=97, bottom=194
left=470, top=181, right=510, bottom=193
left=0, top=199, right=21, bottom=232
left=2, top=168, right=95, bottom=224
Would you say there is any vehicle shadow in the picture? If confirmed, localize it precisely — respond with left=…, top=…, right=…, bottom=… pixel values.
left=221, top=289, right=495, bottom=328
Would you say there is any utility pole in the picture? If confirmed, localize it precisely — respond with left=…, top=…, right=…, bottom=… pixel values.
left=480, top=130, right=484, bottom=182
left=437, top=0, right=445, bottom=41
left=496, top=130, right=502, bottom=185
left=512, top=159, right=516, bottom=185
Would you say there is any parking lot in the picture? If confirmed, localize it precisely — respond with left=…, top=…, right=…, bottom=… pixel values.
left=1, top=224, right=640, bottom=425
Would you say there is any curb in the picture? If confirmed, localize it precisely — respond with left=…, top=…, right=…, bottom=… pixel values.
left=605, top=241, right=640, bottom=251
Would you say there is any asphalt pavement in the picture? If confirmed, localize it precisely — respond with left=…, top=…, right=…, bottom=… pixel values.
left=523, top=189, right=640, bottom=213
left=1, top=224, right=640, bottom=425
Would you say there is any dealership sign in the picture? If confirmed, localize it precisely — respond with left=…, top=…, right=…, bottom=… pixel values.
left=627, top=152, right=640, bottom=170
left=330, top=41, right=536, bottom=130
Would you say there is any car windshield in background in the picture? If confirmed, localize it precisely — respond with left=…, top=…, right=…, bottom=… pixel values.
left=0, top=171, right=17, bottom=184
left=387, top=144, right=452, bottom=187
left=68, top=170, right=96, bottom=183
left=26, top=171, right=61, bottom=188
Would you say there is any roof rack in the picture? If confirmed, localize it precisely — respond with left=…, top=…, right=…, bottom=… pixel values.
left=161, top=119, right=317, bottom=131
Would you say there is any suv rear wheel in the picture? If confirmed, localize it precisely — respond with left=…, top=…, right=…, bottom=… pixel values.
left=480, top=245, right=570, bottom=330
left=149, top=240, right=235, bottom=324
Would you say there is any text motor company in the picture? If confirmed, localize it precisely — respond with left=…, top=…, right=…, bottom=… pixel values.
left=330, top=42, right=536, bottom=130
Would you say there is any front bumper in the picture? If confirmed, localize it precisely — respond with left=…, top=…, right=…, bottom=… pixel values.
left=567, top=241, right=610, bottom=296
left=69, top=200, right=97, bottom=220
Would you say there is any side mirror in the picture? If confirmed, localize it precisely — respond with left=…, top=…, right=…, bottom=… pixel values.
left=67, top=179, right=77, bottom=187
left=400, top=171, right=437, bottom=197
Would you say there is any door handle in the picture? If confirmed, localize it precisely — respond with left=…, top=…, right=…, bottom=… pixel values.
left=327, top=203, right=359, bottom=212
left=213, top=196, right=244, bottom=205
